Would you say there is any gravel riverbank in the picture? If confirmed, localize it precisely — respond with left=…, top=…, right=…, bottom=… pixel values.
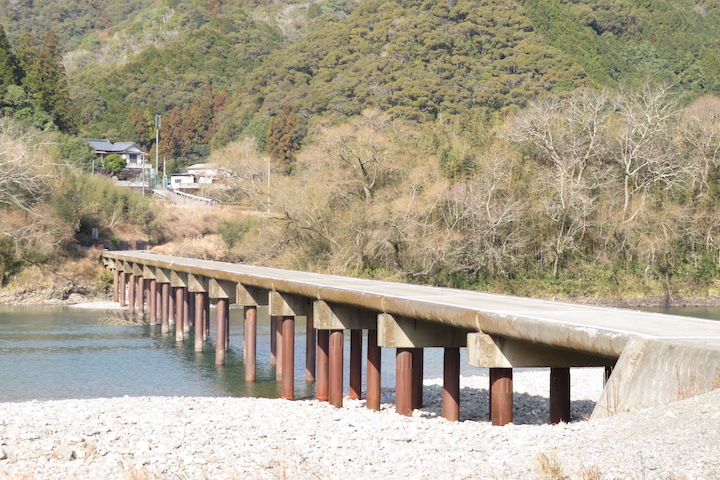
left=1, top=369, right=718, bottom=480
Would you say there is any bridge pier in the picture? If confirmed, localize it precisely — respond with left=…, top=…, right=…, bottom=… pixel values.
left=550, top=367, right=571, bottom=424
left=329, top=330, right=344, bottom=408
left=306, top=313, right=316, bottom=383
left=175, top=287, right=185, bottom=342
left=396, top=348, right=413, bottom=416
left=195, top=292, right=205, bottom=351
left=314, top=301, right=378, bottom=409
left=244, top=306, right=257, bottom=382
left=149, top=279, right=157, bottom=326
left=412, top=348, right=424, bottom=409
left=275, top=316, right=283, bottom=381
left=208, top=279, right=236, bottom=366
left=281, top=316, right=295, bottom=400
left=119, top=271, right=127, bottom=306
left=183, top=289, right=191, bottom=335
left=367, top=329, right=381, bottom=411
left=161, top=283, right=170, bottom=332
left=490, top=368, right=513, bottom=425
left=350, top=330, right=362, bottom=400
left=270, top=316, right=277, bottom=366
left=215, top=298, right=228, bottom=365
left=128, top=274, right=136, bottom=315
left=443, top=347, right=460, bottom=421
left=113, top=269, right=119, bottom=303
left=316, top=330, right=329, bottom=402
left=270, top=292, right=313, bottom=396
left=236, top=283, right=268, bottom=383
left=137, top=276, right=145, bottom=318
left=378, top=313, right=469, bottom=419
left=468, top=333, right=612, bottom=425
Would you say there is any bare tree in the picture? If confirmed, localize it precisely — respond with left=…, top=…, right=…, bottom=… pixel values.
left=678, top=95, right=720, bottom=204
left=606, top=82, right=687, bottom=221
left=0, top=118, right=56, bottom=210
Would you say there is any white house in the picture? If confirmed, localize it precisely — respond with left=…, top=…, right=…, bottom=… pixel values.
left=87, top=139, right=151, bottom=173
left=187, top=163, right=219, bottom=184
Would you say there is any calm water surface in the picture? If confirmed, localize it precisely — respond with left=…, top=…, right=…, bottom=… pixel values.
left=0, top=305, right=487, bottom=402
left=1, top=305, right=717, bottom=403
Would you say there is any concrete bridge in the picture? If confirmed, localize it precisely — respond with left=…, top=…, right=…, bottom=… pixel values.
left=101, top=250, right=720, bottom=425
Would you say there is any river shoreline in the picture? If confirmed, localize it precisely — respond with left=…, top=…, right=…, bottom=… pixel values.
left=2, top=279, right=720, bottom=309
left=1, top=381, right=718, bottom=480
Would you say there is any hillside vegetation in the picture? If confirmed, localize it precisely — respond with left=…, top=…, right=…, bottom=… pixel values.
left=2, top=0, right=720, bottom=303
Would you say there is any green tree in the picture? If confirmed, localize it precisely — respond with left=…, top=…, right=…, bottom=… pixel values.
left=266, top=104, right=299, bottom=173
left=58, top=135, right=97, bottom=171
left=103, top=153, right=126, bottom=174
left=0, top=24, right=18, bottom=102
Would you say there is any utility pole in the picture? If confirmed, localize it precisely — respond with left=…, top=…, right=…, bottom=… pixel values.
left=266, top=157, right=270, bottom=214
left=155, top=114, right=161, bottom=189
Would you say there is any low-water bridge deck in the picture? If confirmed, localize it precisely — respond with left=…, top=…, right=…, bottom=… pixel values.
left=102, top=250, right=720, bottom=424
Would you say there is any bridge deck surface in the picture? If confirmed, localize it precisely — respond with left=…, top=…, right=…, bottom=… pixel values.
left=105, top=251, right=720, bottom=359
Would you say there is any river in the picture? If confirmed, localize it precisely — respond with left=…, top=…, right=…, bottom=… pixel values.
left=1, top=304, right=717, bottom=403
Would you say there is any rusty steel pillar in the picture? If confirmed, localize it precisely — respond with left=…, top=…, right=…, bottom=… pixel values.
left=316, top=330, right=330, bottom=402
left=194, top=292, right=205, bottom=352
left=281, top=316, right=295, bottom=400
left=128, top=274, right=136, bottom=315
left=269, top=316, right=277, bottom=366
left=187, top=291, right=195, bottom=329
left=183, top=288, right=191, bottom=334
left=204, top=298, right=210, bottom=340
left=168, top=286, right=176, bottom=326
left=225, top=304, right=230, bottom=350
left=156, top=285, right=162, bottom=324
left=443, top=347, right=460, bottom=422
left=490, top=368, right=513, bottom=426
left=550, top=367, right=571, bottom=424
left=215, top=298, right=228, bottom=366
left=349, top=329, right=362, bottom=400
left=119, top=271, right=127, bottom=306
left=328, top=330, right=344, bottom=408
left=244, top=306, right=257, bottom=382
left=137, top=276, right=145, bottom=317
left=275, top=315, right=283, bottom=381
left=306, top=313, right=316, bottom=382
left=366, top=329, right=381, bottom=411
left=161, top=283, right=170, bottom=333
left=412, top=348, right=424, bottom=409
left=396, top=348, right=413, bottom=416
left=113, top=269, right=119, bottom=303
left=148, top=279, right=157, bottom=326
left=175, top=287, right=185, bottom=342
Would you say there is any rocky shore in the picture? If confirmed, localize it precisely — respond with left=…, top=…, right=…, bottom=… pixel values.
left=1, top=369, right=718, bottom=480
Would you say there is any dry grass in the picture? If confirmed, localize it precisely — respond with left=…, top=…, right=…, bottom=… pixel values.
left=579, top=464, right=603, bottom=480
left=534, top=451, right=567, bottom=480
left=152, top=234, right=229, bottom=261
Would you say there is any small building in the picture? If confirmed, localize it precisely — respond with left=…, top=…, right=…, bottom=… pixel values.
left=169, top=173, right=197, bottom=190
left=187, top=163, right=218, bottom=184
left=87, top=139, right=151, bottom=173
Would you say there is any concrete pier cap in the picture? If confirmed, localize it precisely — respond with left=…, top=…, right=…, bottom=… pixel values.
left=313, top=300, right=376, bottom=330
left=378, top=313, right=471, bottom=348
left=467, top=333, right=614, bottom=368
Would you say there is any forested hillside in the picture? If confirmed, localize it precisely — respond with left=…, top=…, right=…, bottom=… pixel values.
left=2, top=0, right=720, bottom=302
left=3, top=0, right=720, bottom=166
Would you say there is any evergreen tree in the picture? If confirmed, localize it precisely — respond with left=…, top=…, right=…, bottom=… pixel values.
left=14, top=31, right=75, bottom=132
left=267, top=104, right=299, bottom=173
left=0, top=25, right=18, bottom=102
left=37, top=30, right=75, bottom=132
